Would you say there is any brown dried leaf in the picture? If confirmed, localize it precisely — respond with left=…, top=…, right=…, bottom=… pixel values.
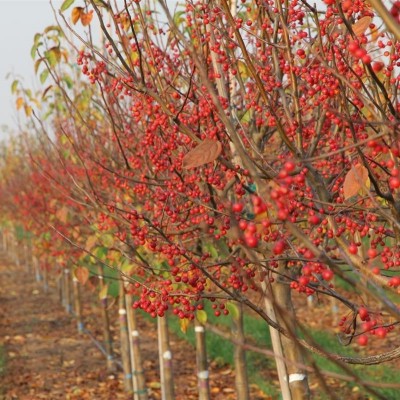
left=71, top=7, right=83, bottom=25
left=343, top=164, right=369, bottom=199
left=85, top=235, right=97, bottom=251
left=352, top=16, right=372, bottom=37
left=56, top=205, right=68, bottom=223
left=182, top=139, right=222, bottom=169
left=81, top=10, right=94, bottom=26
left=74, top=266, right=89, bottom=285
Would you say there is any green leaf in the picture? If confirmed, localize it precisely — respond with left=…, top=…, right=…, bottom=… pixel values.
left=33, top=33, right=41, bottom=45
left=196, top=310, right=207, bottom=325
left=40, top=69, right=49, bottom=85
left=34, top=58, right=44, bottom=74
left=100, top=233, right=114, bottom=248
left=204, top=243, right=218, bottom=259
left=95, top=246, right=108, bottom=259
left=31, top=43, right=39, bottom=59
left=11, top=80, right=18, bottom=94
left=120, top=259, right=133, bottom=273
left=45, top=47, right=61, bottom=67
left=62, top=75, right=73, bottom=89
left=61, top=0, right=75, bottom=11
left=226, top=302, right=239, bottom=320
left=44, top=25, right=62, bottom=35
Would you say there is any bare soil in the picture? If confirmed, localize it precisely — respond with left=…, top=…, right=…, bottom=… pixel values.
left=0, top=255, right=269, bottom=400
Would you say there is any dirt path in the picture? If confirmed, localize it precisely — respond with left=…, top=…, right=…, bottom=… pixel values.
left=0, top=255, right=269, bottom=400
left=0, top=254, right=131, bottom=400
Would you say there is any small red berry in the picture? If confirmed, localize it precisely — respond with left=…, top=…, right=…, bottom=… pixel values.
left=372, top=61, right=384, bottom=73
left=245, top=235, right=258, bottom=248
left=375, top=327, right=387, bottom=339
left=367, top=248, right=377, bottom=259
left=309, top=215, right=320, bottom=225
left=322, top=269, right=334, bottom=281
left=358, top=307, right=369, bottom=321
left=273, top=240, right=286, bottom=255
left=232, top=202, right=244, bottom=213
left=349, top=244, right=358, bottom=255
left=238, top=220, right=248, bottom=230
left=284, top=160, right=296, bottom=172
left=357, top=335, right=368, bottom=346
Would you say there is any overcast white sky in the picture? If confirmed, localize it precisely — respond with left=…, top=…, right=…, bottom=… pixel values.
left=0, top=1, right=69, bottom=138
left=0, top=0, right=177, bottom=140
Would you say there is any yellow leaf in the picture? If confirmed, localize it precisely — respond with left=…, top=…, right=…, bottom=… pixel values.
left=196, top=310, right=207, bottom=325
left=226, top=302, right=240, bottom=319
left=180, top=318, right=190, bottom=334
left=99, top=283, right=108, bottom=300
left=100, top=233, right=114, bottom=248
left=24, top=105, right=32, bottom=117
left=237, top=60, right=250, bottom=79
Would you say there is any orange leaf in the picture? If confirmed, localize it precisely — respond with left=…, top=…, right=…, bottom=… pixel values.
left=85, top=235, right=97, bottom=251
left=56, top=205, right=68, bottom=223
left=182, top=138, right=222, bottom=169
left=74, top=266, right=89, bottom=285
left=16, top=97, right=24, bottom=110
left=71, top=7, right=83, bottom=25
left=81, top=10, right=93, bottom=26
left=352, top=16, right=372, bottom=37
left=343, top=164, right=369, bottom=199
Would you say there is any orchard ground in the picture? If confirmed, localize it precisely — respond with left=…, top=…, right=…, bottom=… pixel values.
left=0, top=254, right=267, bottom=400
left=0, top=253, right=399, bottom=400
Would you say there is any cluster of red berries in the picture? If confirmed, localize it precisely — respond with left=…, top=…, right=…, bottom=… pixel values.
left=348, top=41, right=371, bottom=64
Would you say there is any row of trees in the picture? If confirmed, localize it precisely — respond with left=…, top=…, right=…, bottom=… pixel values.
left=1, top=0, right=400, bottom=398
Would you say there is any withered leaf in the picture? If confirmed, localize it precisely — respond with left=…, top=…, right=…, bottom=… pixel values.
left=81, top=10, right=94, bottom=26
left=74, top=266, right=89, bottom=285
left=182, top=138, right=222, bottom=169
left=71, top=7, right=83, bottom=25
left=352, top=16, right=372, bottom=37
left=343, top=164, right=369, bottom=199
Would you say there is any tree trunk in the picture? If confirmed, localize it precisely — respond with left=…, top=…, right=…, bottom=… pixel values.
left=157, top=315, right=175, bottom=400
left=125, top=292, right=148, bottom=400
left=63, top=268, right=71, bottom=312
left=119, top=279, right=134, bottom=396
left=98, top=266, right=115, bottom=371
left=261, top=279, right=292, bottom=400
left=269, top=262, right=310, bottom=399
left=194, top=319, right=211, bottom=400
left=72, top=275, right=84, bottom=333
left=231, top=302, right=250, bottom=400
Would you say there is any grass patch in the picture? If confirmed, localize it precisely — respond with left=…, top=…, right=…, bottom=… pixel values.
left=0, top=345, right=6, bottom=396
left=138, top=302, right=399, bottom=399
left=138, top=303, right=279, bottom=396
left=0, top=345, right=5, bottom=376
left=303, top=328, right=400, bottom=399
